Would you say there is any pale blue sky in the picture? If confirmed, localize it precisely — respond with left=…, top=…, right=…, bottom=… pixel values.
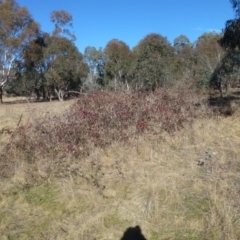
left=18, top=0, right=234, bottom=53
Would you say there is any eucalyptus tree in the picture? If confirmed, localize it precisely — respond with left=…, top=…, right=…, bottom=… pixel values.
left=0, top=0, right=39, bottom=102
left=173, top=35, right=192, bottom=54
left=44, top=35, right=87, bottom=101
left=171, top=35, right=197, bottom=87
left=11, top=33, right=48, bottom=98
left=220, top=0, right=240, bottom=49
left=194, top=32, right=225, bottom=89
left=230, top=0, right=240, bottom=16
left=83, top=46, right=106, bottom=90
left=104, top=39, right=133, bottom=90
left=41, top=10, right=88, bottom=101
left=84, top=46, right=99, bottom=75
left=132, top=33, right=174, bottom=91
left=50, top=10, right=76, bottom=41
left=210, top=0, right=240, bottom=95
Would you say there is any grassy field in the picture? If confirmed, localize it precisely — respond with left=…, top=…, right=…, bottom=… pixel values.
left=0, top=91, right=240, bottom=240
left=0, top=97, right=74, bottom=154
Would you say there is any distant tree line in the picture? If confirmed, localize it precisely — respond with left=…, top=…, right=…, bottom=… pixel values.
left=84, top=32, right=226, bottom=93
left=0, top=0, right=239, bottom=102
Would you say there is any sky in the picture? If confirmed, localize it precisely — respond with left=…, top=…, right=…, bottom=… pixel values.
left=17, top=0, right=235, bottom=53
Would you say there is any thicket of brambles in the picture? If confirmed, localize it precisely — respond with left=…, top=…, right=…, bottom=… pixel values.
left=3, top=89, right=202, bottom=169
left=0, top=0, right=240, bottom=102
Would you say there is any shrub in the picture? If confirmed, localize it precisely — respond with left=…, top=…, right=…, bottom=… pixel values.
left=5, top=89, right=199, bottom=159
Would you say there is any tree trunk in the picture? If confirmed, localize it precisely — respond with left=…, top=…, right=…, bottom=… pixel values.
left=42, top=86, right=46, bottom=99
left=0, top=86, right=3, bottom=104
left=55, top=88, right=64, bottom=101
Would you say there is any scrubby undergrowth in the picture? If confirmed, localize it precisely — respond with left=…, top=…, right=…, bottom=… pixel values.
left=3, top=89, right=204, bottom=164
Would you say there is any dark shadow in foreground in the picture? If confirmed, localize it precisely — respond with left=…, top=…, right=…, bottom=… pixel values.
left=120, top=225, right=147, bottom=240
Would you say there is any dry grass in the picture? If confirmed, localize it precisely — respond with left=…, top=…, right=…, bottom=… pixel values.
left=0, top=99, right=74, bottom=150
left=0, top=98, right=74, bottom=127
left=0, top=93, right=240, bottom=239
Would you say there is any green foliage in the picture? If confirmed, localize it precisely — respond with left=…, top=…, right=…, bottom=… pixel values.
left=212, top=1, right=240, bottom=94
left=220, top=1, right=240, bottom=50
left=50, top=10, right=75, bottom=41
left=211, top=49, right=240, bottom=92
left=196, top=32, right=221, bottom=47
left=44, top=35, right=85, bottom=100
left=84, top=46, right=100, bottom=75
left=104, top=39, right=133, bottom=90
left=220, top=19, right=240, bottom=50
left=0, top=1, right=235, bottom=97
left=7, top=35, right=47, bottom=97
left=0, top=0, right=39, bottom=90
left=83, top=46, right=105, bottom=90
left=193, top=32, right=225, bottom=90
left=230, top=0, right=240, bottom=15
left=8, top=10, right=88, bottom=100
left=133, top=33, right=174, bottom=90
left=174, top=35, right=192, bottom=54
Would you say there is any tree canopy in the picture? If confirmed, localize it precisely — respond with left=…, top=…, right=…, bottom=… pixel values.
left=133, top=33, right=174, bottom=90
left=174, top=35, right=192, bottom=54
left=0, top=0, right=39, bottom=90
left=104, top=39, right=133, bottom=90
left=0, top=0, right=237, bottom=100
left=220, top=0, right=240, bottom=50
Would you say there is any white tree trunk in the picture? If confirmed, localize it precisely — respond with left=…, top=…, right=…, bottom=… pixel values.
left=55, top=88, right=64, bottom=101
